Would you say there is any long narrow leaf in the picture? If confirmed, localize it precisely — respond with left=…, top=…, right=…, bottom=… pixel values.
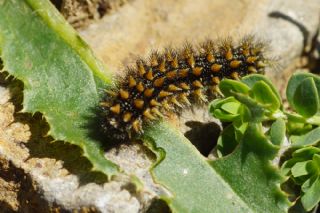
left=0, top=0, right=118, bottom=177
left=143, top=122, right=290, bottom=213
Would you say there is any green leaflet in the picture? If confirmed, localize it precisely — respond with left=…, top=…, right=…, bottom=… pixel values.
left=282, top=147, right=320, bottom=211
left=291, top=127, right=320, bottom=147
left=286, top=72, right=320, bottom=119
left=0, top=0, right=118, bottom=177
left=292, top=77, right=319, bottom=118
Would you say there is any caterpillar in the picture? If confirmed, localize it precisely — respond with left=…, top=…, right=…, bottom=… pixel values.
left=100, top=36, right=268, bottom=141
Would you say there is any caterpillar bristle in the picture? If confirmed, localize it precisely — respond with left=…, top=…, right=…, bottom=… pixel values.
left=143, top=108, right=156, bottom=120
left=170, top=97, right=183, bottom=108
left=159, top=58, right=166, bottom=72
left=211, top=64, right=222, bottom=72
left=182, top=42, right=194, bottom=58
left=171, top=56, right=179, bottom=68
left=168, top=84, right=182, bottom=92
left=132, top=119, right=142, bottom=133
left=193, top=89, right=207, bottom=102
left=162, top=100, right=173, bottom=110
left=178, top=69, right=189, bottom=78
left=154, top=77, right=165, bottom=87
left=150, top=99, right=162, bottom=107
left=248, top=66, right=258, bottom=73
left=123, top=112, right=132, bottom=123
left=136, top=82, right=145, bottom=92
left=110, top=104, right=121, bottom=114
left=100, top=36, right=269, bottom=141
left=136, top=60, right=146, bottom=76
left=134, top=99, right=144, bottom=109
left=165, top=47, right=177, bottom=61
left=151, top=108, right=164, bottom=117
left=200, top=39, right=215, bottom=52
left=219, top=37, right=233, bottom=52
left=180, top=82, right=190, bottom=90
left=187, top=55, right=196, bottom=68
left=225, top=48, right=233, bottom=61
left=230, top=72, right=240, bottom=80
left=119, top=89, right=129, bottom=99
left=128, top=76, right=137, bottom=88
left=166, top=70, right=178, bottom=79
left=192, top=80, right=204, bottom=88
left=145, top=70, right=154, bottom=81
left=230, top=60, right=242, bottom=69
left=211, top=76, right=220, bottom=85
left=144, top=88, right=154, bottom=97
left=206, top=53, right=215, bottom=63
left=192, top=67, right=203, bottom=76
left=149, top=51, right=160, bottom=67
left=179, top=93, right=191, bottom=105
left=159, top=90, right=173, bottom=98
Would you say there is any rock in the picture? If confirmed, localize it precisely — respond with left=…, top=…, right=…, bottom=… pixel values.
left=0, top=84, right=145, bottom=212
left=80, top=0, right=320, bottom=87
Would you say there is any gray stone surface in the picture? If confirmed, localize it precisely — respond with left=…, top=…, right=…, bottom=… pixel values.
left=0, top=85, right=146, bottom=212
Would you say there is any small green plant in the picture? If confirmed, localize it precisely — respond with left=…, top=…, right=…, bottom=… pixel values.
left=210, top=72, right=320, bottom=211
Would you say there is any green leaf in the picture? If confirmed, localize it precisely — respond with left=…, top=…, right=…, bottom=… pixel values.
left=307, top=115, right=320, bottom=125
left=143, top=122, right=290, bottom=213
left=0, top=0, right=118, bottom=176
left=286, top=112, right=313, bottom=135
left=291, top=127, right=320, bottom=147
left=281, top=158, right=303, bottom=176
left=209, top=97, right=241, bottom=121
left=301, top=176, right=320, bottom=211
left=234, top=121, right=249, bottom=141
left=287, top=72, right=320, bottom=118
left=219, top=79, right=250, bottom=97
left=212, top=109, right=240, bottom=121
left=211, top=122, right=290, bottom=212
left=221, top=101, right=241, bottom=114
left=281, top=148, right=320, bottom=198
left=269, top=118, right=286, bottom=146
left=312, top=154, right=320, bottom=174
left=301, top=176, right=316, bottom=192
left=241, top=74, right=281, bottom=104
left=243, top=123, right=280, bottom=159
left=208, top=98, right=224, bottom=114
left=24, top=0, right=112, bottom=83
left=292, top=77, right=319, bottom=118
left=291, top=161, right=310, bottom=177
left=233, top=92, right=265, bottom=122
left=250, top=81, right=281, bottom=111
left=216, top=125, right=238, bottom=157
left=293, top=147, right=320, bottom=159
left=287, top=72, right=320, bottom=108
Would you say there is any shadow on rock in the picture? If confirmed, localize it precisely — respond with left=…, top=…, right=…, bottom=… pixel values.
left=184, top=121, right=221, bottom=157
left=0, top=71, right=109, bottom=185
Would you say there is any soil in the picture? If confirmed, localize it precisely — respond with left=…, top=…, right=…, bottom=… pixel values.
left=51, top=0, right=131, bottom=28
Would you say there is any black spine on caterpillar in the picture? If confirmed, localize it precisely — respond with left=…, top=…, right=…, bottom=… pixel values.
left=100, top=36, right=268, bottom=141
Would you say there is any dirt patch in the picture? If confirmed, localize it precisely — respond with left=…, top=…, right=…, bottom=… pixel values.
left=51, top=0, right=132, bottom=28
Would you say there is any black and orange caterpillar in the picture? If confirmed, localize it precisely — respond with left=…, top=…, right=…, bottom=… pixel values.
left=100, top=37, right=268, bottom=140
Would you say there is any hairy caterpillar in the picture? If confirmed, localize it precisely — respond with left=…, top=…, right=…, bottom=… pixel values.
left=100, top=36, right=268, bottom=141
